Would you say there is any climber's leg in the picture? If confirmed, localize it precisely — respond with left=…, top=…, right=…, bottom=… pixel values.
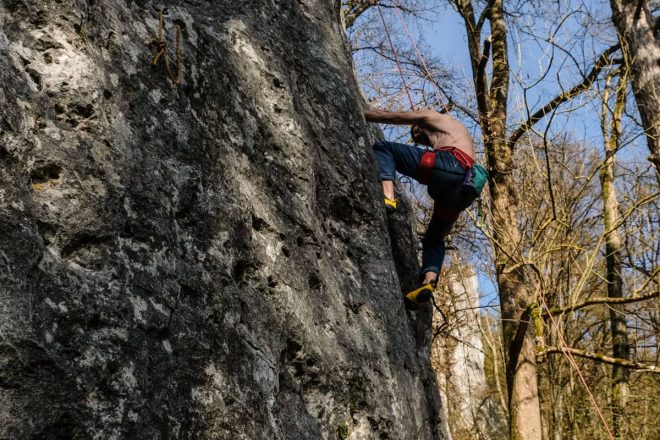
left=405, top=217, right=447, bottom=305
left=372, top=140, right=426, bottom=210
left=421, top=204, right=457, bottom=279
left=382, top=180, right=395, bottom=201
left=372, top=140, right=426, bottom=181
left=422, top=270, right=438, bottom=285
left=405, top=237, right=446, bottom=306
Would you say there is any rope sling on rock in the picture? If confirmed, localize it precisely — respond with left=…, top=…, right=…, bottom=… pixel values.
left=151, top=9, right=182, bottom=85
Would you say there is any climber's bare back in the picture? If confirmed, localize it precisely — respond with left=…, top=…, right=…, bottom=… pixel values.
left=419, top=112, right=474, bottom=158
left=363, top=108, right=474, bottom=159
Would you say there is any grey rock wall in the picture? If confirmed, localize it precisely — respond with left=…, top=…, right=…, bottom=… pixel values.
left=0, top=1, right=445, bottom=439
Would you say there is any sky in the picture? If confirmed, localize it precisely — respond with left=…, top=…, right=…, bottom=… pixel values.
left=418, top=1, right=648, bottom=160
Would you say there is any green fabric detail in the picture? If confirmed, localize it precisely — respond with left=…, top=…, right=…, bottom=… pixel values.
left=470, top=164, right=489, bottom=194
left=458, top=164, right=489, bottom=211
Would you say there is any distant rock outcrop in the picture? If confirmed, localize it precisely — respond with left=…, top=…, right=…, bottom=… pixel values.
left=432, top=269, right=506, bottom=439
left=0, top=1, right=445, bottom=438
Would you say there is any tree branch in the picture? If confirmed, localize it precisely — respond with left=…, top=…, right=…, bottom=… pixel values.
left=343, top=0, right=380, bottom=28
left=508, top=44, right=621, bottom=149
left=475, top=0, right=495, bottom=37
left=453, top=0, right=491, bottom=132
left=544, top=290, right=659, bottom=317
left=342, top=1, right=418, bottom=28
left=633, top=0, right=645, bottom=22
left=541, top=346, right=659, bottom=373
left=477, top=35, right=492, bottom=78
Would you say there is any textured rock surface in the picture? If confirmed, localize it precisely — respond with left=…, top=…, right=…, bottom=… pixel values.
left=0, top=1, right=445, bottom=438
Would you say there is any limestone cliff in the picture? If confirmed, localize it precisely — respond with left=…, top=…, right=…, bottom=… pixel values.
left=432, top=269, right=506, bottom=440
left=0, top=1, right=445, bottom=438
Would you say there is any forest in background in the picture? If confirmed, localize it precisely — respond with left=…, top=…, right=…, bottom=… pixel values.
left=340, top=1, right=659, bottom=439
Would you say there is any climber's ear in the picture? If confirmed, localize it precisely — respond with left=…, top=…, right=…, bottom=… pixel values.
left=411, top=125, right=431, bottom=146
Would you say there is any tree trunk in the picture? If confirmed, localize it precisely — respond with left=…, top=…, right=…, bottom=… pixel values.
left=609, top=0, right=660, bottom=176
left=486, top=4, right=543, bottom=439
left=600, top=72, right=631, bottom=439
left=454, top=0, right=543, bottom=437
left=487, top=134, right=542, bottom=440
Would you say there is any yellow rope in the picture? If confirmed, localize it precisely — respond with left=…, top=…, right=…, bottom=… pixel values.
left=150, top=9, right=182, bottom=85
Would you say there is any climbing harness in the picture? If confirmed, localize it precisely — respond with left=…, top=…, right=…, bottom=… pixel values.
left=418, top=146, right=475, bottom=185
left=418, top=146, right=486, bottom=220
left=417, top=150, right=436, bottom=185
left=151, top=9, right=182, bottom=85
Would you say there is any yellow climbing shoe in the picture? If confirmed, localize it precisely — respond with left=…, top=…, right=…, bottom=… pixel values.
left=405, top=283, right=433, bottom=305
left=384, top=197, right=397, bottom=213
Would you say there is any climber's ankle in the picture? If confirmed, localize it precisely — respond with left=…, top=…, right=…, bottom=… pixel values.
left=382, top=180, right=394, bottom=200
left=423, top=272, right=438, bottom=286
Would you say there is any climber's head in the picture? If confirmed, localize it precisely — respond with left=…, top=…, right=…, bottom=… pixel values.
left=411, top=125, right=432, bottom=147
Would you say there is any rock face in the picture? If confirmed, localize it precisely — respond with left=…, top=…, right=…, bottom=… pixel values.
left=0, top=1, right=445, bottom=439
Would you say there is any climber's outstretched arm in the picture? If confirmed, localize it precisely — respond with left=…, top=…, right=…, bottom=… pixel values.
left=363, top=108, right=436, bottom=126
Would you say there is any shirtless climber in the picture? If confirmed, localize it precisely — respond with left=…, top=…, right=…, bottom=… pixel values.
left=363, top=107, right=486, bottom=305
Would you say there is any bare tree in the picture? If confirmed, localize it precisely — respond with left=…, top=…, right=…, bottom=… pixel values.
left=599, top=67, right=631, bottom=438
left=343, top=2, right=660, bottom=438
left=447, top=0, right=637, bottom=437
left=609, top=0, right=660, bottom=176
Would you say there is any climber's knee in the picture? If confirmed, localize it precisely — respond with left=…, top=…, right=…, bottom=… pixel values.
left=372, top=140, right=389, bottom=152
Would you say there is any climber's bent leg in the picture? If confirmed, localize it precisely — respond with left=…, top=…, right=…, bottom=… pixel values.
left=404, top=221, right=447, bottom=305
left=420, top=241, right=444, bottom=283
left=372, top=140, right=426, bottom=181
left=372, top=140, right=426, bottom=211
left=404, top=241, right=443, bottom=306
